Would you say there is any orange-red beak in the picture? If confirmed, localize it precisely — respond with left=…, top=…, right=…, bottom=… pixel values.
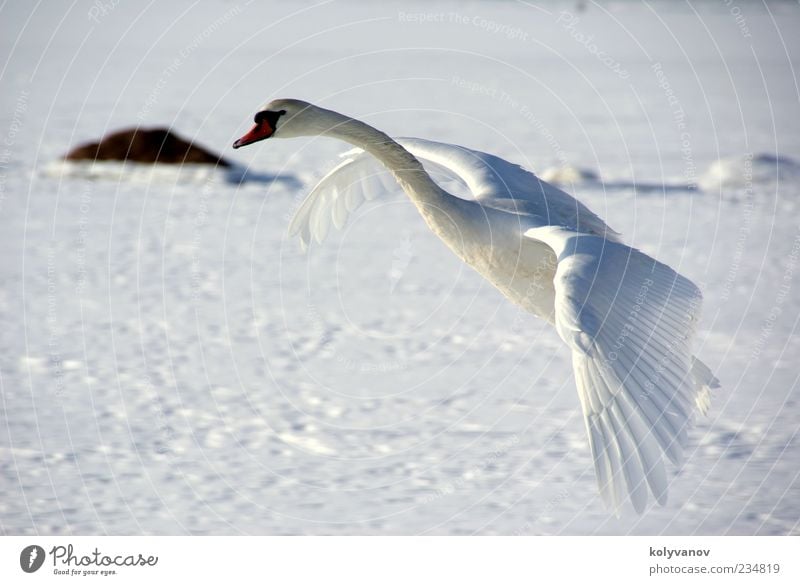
left=232, top=120, right=274, bottom=149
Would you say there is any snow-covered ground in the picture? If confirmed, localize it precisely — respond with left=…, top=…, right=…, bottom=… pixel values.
left=1, top=0, right=798, bottom=535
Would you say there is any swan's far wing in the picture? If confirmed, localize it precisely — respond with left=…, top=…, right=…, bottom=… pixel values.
left=524, top=226, right=713, bottom=513
left=288, top=145, right=470, bottom=248
left=288, top=148, right=395, bottom=248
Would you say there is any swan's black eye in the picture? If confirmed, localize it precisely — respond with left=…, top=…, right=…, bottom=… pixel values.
left=254, top=109, right=286, bottom=127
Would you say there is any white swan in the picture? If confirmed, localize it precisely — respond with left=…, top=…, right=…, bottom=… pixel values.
left=233, top=99, right=719, bottom=513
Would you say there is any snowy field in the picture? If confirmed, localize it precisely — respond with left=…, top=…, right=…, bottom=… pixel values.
left=1, top=0, right=799, bottom=535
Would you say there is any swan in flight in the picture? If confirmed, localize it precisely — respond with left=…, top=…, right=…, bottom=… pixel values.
left=233, top=99, right=719, bottom=513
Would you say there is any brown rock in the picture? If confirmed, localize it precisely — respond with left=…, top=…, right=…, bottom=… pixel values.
left=64, top=127, right=231, bottom=167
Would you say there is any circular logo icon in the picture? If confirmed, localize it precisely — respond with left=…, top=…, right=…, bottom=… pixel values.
left=20, top=545, right=46, bottom=573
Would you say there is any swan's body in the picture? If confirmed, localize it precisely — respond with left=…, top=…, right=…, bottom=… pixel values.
left=289, top=137, right=620, bottom=322
left=234, top=99, right=719, bottom=513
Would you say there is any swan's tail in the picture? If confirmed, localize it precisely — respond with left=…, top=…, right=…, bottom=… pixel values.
left=690, top=356, right=720, bottom=416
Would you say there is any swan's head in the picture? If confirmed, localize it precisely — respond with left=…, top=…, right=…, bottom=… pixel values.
left=232, top=99, right=337, bottom=148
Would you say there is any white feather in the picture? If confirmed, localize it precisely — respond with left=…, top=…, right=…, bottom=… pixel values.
left=253, top=98, right=718, bottom=513
left=523, top=226, right=715, bottom=512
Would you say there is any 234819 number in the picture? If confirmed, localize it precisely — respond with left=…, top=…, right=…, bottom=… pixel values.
left=735, top=563, right=780, bottom=574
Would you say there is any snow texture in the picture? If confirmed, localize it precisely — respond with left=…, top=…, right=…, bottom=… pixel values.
left=1, top=0, right=798, bottom=535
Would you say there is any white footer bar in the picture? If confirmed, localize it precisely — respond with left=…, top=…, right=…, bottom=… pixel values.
left=1, top=536, right=796, bottom=584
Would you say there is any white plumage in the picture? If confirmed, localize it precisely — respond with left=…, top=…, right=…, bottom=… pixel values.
left=235, top=99, right=720, bottom=513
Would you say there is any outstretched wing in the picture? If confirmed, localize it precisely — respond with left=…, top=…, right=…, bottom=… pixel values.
left=287, top=148, right=392, bottom=249
left=289, top=137, right=618, bottom=248
left=524, top=226, right=714, bottom=513
left=287, top=144, right=469, bottom=248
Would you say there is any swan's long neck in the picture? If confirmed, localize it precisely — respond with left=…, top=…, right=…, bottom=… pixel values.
left=318, top=110, right=458, bottom=225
